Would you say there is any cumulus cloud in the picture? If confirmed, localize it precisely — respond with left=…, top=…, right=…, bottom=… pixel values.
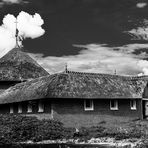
left=2, top=0, right=22, bottom=4
left=137, top=60, right=148, bottom=75
left=127, top=27, right=148, bottom=40
left=136, top=2, right=147, bottom=8
left=29, top=43, right=148, bottom=76
left=1, top=0, right=28, bottom=4
left=114, top=43, right=148, bottom=55
left=126, top=19, right=148, bottom=40
left=0, top=11, right=45, bottom=58
left=17, top=11, right=45, bottom=39
left=125, top=20, right=148, bottom=75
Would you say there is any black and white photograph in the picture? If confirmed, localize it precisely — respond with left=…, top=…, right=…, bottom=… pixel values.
left=0, top=0, right=148, bottom=147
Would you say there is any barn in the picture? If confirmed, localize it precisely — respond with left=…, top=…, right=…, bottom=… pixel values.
left=0, top=69, right=147, bottom=127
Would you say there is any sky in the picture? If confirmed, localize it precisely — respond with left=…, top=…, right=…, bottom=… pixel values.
left=1, top=0, right=148, bottom=75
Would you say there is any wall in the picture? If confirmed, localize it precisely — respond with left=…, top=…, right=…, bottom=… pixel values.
left=0, top=99, right=52, bottom=119
left=0, top=104, right=9, bottom=114
left=0, top=98, right=142, bottom=127
left=143, top=84, right=148, bottom=98
left=52, top=99, right=142, bottom=127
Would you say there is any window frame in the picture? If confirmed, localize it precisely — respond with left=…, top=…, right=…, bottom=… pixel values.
left=18, top=103, right=22, bottom=113
left=10, top=104, right=14, bottom=114
left=38, top=101, right=44, bottom=113
left=27, top=102, right=32, bottom=113
left=110, top=100, right=118, bottom=110
left=130, top=100, right=137, bottom=110
left=84, top=99, right=94, bottom=111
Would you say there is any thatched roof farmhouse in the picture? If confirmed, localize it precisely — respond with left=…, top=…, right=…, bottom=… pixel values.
left=0, top=68, right=148, bottom=127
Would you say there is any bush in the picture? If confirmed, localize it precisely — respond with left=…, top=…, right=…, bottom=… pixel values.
left=62, top=127, right=75, bottom=139
left=0, top=125, right=13, bottom=144
left=77, top=125, right=145, bottom=141
left=78, top=126, right=106, bottom=140
left=34, top=119, right=65, bottom=141
left=0, top=115, right=69, bottom=143
left=0, top=115, right=41, bottom=142
left=104, top=125, right=145, bottom=140
left=35, top=120, right=76, bottom=141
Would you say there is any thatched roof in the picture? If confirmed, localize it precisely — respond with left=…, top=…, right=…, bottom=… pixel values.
left=0, top=70, right=147, bottom=104
left=0, top=47, right=49, bottom=81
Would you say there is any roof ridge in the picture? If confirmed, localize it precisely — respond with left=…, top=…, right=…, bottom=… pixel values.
left=64, top=70, right=146, bottom=80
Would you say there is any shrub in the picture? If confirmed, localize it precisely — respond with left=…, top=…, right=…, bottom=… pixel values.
left=78, top=126, right=106, bottom=140
left=105, top=125, right=145, bottom=140
left=34, top=119, right=65, bottom=141
left=0, top=125, right=13, bottom=144
left=62, top=127, right=75, bottom=139
left=0, top=115, right=41, bottom=142
left=0, top=115, right=68, bottom=143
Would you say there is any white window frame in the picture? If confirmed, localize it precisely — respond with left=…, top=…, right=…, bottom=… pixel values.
left=18, top=103, right=22, bottom=113
left=38, top=101, right=44, bottom=113
left=130, top=100, right=137, bottom=110
left=27, top=102, right=32, bottom=113
left=10, top=104, right=14, bottom=114
left=84, top=100, right=94, bottom=111
left=110, top=100, right=118, bottom=110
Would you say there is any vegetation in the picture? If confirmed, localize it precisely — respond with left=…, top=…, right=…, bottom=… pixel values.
left=0, top=114, right=147, bottom=146
left=77, top=124, right=146, bottom=141
left=0, top=115, right=75, bottom=144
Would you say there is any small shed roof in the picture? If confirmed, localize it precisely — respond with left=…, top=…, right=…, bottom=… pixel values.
left=0, top=47, right=49, bottom=81
left=0, top=70, right=147, bottom=104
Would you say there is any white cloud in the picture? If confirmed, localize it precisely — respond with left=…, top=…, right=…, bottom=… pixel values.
left=0, top=11, right=45, bottom=58
left=29, top=43, right=148, bottom=76
left=136, top=2, right=147, bottom=8
left=127, top=27, right=148, bottom=40
left=17, top=11, right=45, bottom=39
left=126, top=19, right=148, bottom=40
left=137, top=60, right=148, bottom=75
left=0, top=0, right=28, bottom=6
left=2, top=0, right=22, bottom=4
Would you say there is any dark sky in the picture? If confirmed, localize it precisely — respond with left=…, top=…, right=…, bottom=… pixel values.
left=1, top=0, right=147, bottom=56
left=1, top=0, right=148, bottom=75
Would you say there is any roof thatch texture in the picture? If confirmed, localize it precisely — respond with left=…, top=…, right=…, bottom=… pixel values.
left=0, top=71, right=147, bottom=104
left=0, top=47, right=49, bottom=81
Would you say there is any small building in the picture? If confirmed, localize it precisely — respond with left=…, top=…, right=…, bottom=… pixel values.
left=0, top=47, right=49, bottom=92
left=0, top=70, right=147, bottom=127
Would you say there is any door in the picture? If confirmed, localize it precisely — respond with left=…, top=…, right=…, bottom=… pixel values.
left=145, top=100, right=148, bottom=117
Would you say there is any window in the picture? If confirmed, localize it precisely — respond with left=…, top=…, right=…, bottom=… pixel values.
left=27, top=102, right=32, bottom=113
left=130, top=100, right=136, bottom=110
left=38, top=101, right=44, bottom=113
left=110, top=100, right=118, bottom=110
left=18, top=103, right=22, bottom=113
left=10, top=104, right=14, bottom=114
left=84, top=100, right=94, bottom=111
